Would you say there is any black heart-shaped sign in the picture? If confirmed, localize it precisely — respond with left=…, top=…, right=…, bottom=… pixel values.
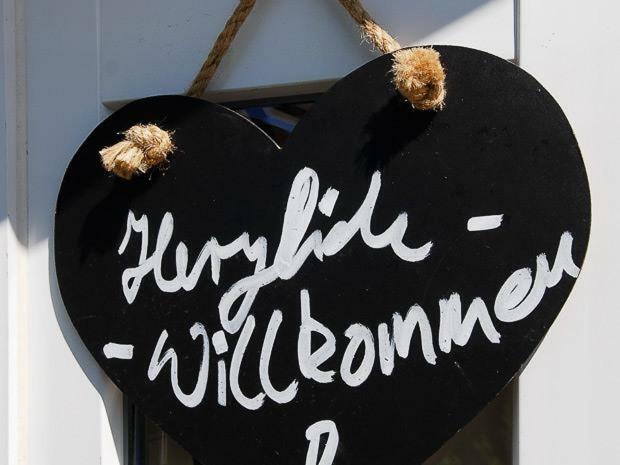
left=55, top=46, right=590, bottom=465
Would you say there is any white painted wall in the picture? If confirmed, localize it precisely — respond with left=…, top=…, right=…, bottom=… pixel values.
left=1, top=0, right=619, bottom=464
left=100, top=0, right=514, bottom=104
left=517, top=1, right=620, bottom=464
left=1, top=0, right=26, bottom=463
left=0, top=0, right=9, bottom=459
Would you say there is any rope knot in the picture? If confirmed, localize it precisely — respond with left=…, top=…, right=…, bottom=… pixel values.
left=392, top=48, right=446, bottom=111
left=99, top=124, right=175, bottom=180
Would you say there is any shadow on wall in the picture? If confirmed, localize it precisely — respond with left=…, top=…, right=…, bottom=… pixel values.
left=48, top=238, right=126, bottom=463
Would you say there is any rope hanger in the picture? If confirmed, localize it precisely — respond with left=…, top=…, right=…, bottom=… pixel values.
left=336, top=0, right=446, bottom=109
left=101, top=0, right=446, bottom=180
left=187, top=0, right=446, bottom=108
left=186, top=0, right=258, bottom=99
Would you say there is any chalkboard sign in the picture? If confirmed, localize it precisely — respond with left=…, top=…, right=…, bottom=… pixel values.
left=55, top=46, right=590, bottom=465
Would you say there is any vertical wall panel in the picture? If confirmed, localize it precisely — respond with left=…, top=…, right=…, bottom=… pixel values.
left=1, top=0, right=27, bottom=462
left=0, top=0, right=10, bottom=461
left=518, top=0, right=620, bottom=463
left=23, top=0, right=124, bottom=463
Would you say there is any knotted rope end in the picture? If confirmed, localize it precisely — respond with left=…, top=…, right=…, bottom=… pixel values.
left=392, top=47, right=446, bottom=111
left=99, top=124, right=175, bottom=180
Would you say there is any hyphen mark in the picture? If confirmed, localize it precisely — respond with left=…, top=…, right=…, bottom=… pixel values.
left=467, top=214, right=504, bottom=232
left=103, top=343, right=134, bottom=360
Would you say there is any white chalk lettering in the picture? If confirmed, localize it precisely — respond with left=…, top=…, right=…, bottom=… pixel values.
left=127, top=166, right=582, bottom=414
left=305, top=420, right=339, bottom=465
left=119, top=167, right=432, bottom=335
left=147, top=323, right=209, bottom=408
left=260, top=310, right=299, bottom=404
left=438, top=294, right=500, bottom=353
left=230, top=315, right=265, bottom=410
left=298, top=290, right=336, bottom=384
left=495, top=232, right=579, bottom=322
left=340, top=324, right=375, bottom=387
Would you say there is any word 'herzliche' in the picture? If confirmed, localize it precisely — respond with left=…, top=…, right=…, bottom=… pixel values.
left=117, top=167, right=580, bottom=411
